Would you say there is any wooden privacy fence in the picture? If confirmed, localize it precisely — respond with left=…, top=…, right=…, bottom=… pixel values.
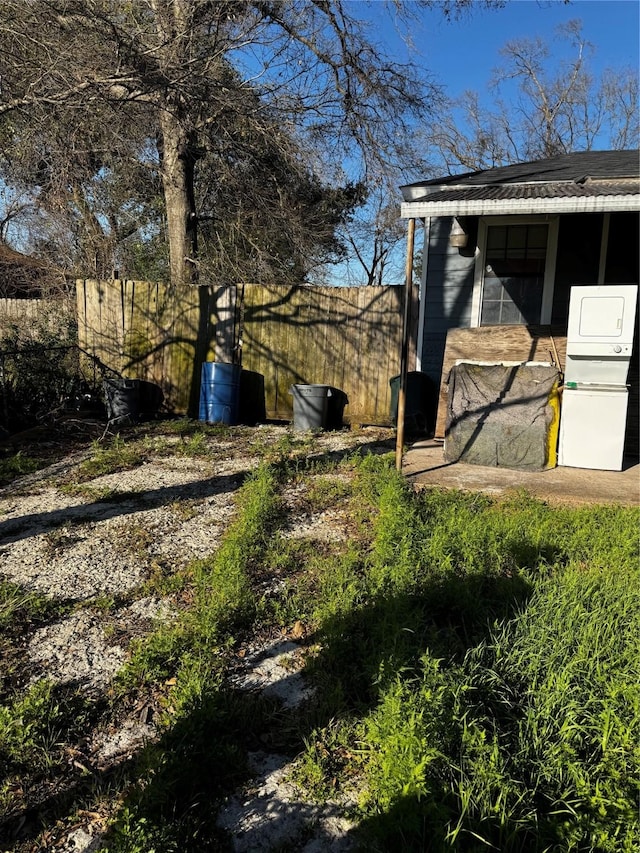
left=240, top=284, right=406, bottom=423
left=77, top=280, right=409, bottom=424
left=77, top=279, right=234, bottom=416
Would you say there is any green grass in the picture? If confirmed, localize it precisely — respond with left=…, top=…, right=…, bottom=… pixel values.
left=109, top=449, right=640, bottom=851
left=0, top=450, right=42, bottom=486
left=294, top=462, right=640, bottom=852
left=0, top=680, right=100, bottom=818
left=0, top=680, right=61, bottom=770
left=121, top=462, right=282, bottom=691
left=459, top=560, right=640, bottom=851
left=0, top=579, right=60, bottom=633
left=69, top=435, right=147, bottom=483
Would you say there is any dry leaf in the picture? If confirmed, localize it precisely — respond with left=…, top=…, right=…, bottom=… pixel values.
left=291, top=620, right=305, bottom=639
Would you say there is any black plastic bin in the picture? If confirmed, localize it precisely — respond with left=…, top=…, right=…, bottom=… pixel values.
left=389, top=371, right=436, bottom=434
left=239, top=370, right=266, bottom=425
left=325, top=387, right=349, bottom=430
left=289, top=384, right=332, bottom=431
left=103, top=378, right=140, bottom=423
left=138, top=380, right=164, bottom=418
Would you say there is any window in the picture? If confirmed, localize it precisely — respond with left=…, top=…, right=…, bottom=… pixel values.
left=472, top=218, right=558, bottom=327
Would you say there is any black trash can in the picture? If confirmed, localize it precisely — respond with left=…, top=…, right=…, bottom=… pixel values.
left=325, top=387, right=349, bottom=430
left=103, top=378, right=140, bottom=423
left=389, top=371, right=436, bottom=434
left=138, top=380, right=164, bottom=419
left=289, top=384, right=332, bottom=431
left=239, top=370, right=266, bottom=425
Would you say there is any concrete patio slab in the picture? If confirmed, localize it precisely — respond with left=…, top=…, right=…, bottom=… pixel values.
left=403, top=439, right=640, bottom=506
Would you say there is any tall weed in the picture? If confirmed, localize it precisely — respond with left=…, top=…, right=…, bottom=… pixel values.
left=0, top=680, right=60, bottom=769
left=71, top=436, right=146, bottom=482
left=193, top=463, right=282, bottom=642
left=457, top=559, right=640, bottom=851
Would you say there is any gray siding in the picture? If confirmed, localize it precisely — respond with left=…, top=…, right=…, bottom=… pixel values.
left=420, top=216, right=475, bottom=385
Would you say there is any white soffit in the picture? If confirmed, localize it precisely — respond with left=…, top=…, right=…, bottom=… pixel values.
left=401, top=195, right=640, bottom=218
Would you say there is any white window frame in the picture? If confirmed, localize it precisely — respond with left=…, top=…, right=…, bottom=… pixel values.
left=471, top=215, right=559, bottom=327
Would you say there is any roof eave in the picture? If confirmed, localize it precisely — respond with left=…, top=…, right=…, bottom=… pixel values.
left=400, top=195, right=640, bottom=219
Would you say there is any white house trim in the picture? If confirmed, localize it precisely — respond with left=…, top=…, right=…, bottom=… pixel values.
left=401, top=194, right=639, bottom=219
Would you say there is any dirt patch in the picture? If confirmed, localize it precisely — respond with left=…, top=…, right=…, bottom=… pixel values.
left=217, top=750, right=356, bottom=852
left=0, top=422, right=395, bottom=852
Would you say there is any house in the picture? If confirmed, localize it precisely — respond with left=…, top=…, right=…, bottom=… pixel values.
left=0, top=241, right=60, bottom=298
left=0, top=241, right=74, bottom=344
left=400, top=150, right=640, bottom=459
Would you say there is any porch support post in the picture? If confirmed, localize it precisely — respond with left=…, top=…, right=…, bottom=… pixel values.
left=396, top=217, right=416, bottom=471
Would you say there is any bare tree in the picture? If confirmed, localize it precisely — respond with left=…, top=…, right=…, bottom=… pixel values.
left=338, top=187, right=408, bottom=286
left=429, top=20, right=639, bottom=172
left=0, top=0, right=455, bottom=286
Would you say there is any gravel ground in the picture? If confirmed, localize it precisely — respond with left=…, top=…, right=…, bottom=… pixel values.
left=0, top=422, right=395, bottom=852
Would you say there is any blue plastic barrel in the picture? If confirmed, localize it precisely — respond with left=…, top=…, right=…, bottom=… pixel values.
left=199, top=362, right=241, bottom=425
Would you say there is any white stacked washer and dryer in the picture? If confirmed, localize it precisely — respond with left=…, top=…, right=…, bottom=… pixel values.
left=558, top=284, right=638, bottom=471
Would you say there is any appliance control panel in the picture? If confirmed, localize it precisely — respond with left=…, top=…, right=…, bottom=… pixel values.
left=566, top=341, right=633, bottom=358
left=564, top=352, right=632, bottom=384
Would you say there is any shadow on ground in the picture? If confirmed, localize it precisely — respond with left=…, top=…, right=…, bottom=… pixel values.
left=2, top=433, right=585, bottom=852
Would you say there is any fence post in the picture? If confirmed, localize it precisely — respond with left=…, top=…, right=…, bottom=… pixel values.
left=213, top=284, right=238, bottom=363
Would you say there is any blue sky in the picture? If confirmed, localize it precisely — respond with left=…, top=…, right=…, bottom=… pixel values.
left=356, top=0, right=639, bottom=99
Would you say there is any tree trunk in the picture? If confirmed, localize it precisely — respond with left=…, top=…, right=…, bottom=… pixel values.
left=159, top=110, right=199, bottom=287
left=151, top=0, right=201, bottom=288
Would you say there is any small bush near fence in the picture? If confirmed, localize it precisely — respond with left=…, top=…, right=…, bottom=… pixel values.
left=0, top=306, right=106, bottom=435
left=0, top=344, right=108, bottom=435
